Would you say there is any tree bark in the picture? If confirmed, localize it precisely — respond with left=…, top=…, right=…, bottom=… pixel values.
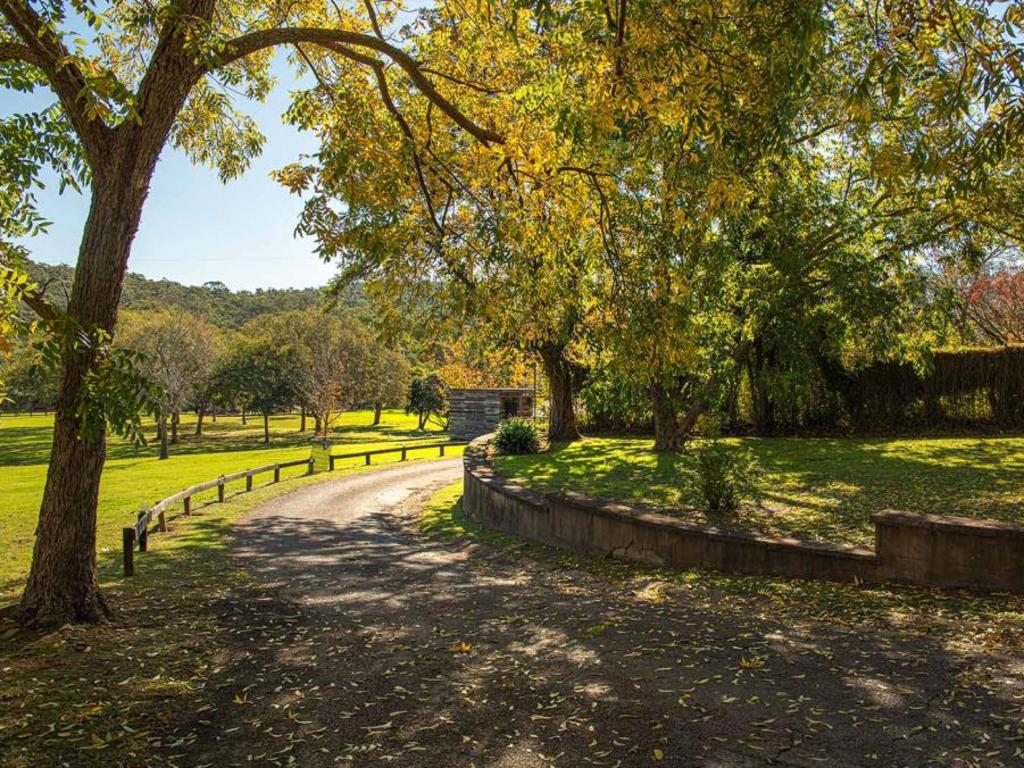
left=170, top=411, right=179, bottom=444
left=157, top=412, right=170, bottom=460
left=241, top=405, right=247, bottom=425
left=300, top=405, right=306, bottom=432
left=373, top=401, right=383, bottom=426
left=263, top=412, right=270, bottom=444
left=195, top=403, right=206, bottom=436
left=649, top=382, right=686, bottom=452
left=20, top=167, right=157, bottom=625
left=538, top=342, right=580, bottom=442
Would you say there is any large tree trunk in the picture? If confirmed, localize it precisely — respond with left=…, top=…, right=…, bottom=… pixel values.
left=373, top=401, right=383, bottom=426
left=300, top=405, right=306, bottom=432
left=19, top=173, right=155, bottom=626
left=538, top=343, right=580, bottom=442
left=195, top=403, right=206, bottom=436
left=649, top=379, right=707, bottom=452
left=241, top=405, right=247, bottom=425
left=18, top=35, right=199, bottom=622
left=263, top=412, right=270, bottom=444
left=649, top=382, right=686, bottom=452
left=170, top=411, right=179, bottom=444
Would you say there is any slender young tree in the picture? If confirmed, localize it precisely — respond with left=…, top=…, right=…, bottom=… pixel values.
left=118, top=310, right=217, bottom=458
left=1, top=0, right=499, bottom=625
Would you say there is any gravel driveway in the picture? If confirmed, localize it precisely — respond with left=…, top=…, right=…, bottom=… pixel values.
left=158, top=459, right=1023, bottom=768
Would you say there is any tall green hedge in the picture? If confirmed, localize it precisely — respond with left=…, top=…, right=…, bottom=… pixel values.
left=738, top=346, right=1024, bottom=433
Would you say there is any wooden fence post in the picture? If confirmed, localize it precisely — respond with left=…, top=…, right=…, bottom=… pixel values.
left=183, top=496, right=191, bottom=516
left=246, top=474, right=253, bottom=492
left=440, top=445, right=446, bottom=457
left=306, top=458, right=314, bottom=475
left=274, top=466, right=281, bottom=483
left=158, top=509, right=167, bottom=533
left=401, top=447, right=407, bottom=461
left=218, top=477, right=225, bottom=503
left=122, top=528, right=135, bottom=577
left=329, top=455, right=335, bottom=471
left=365, top=453, right=371, bottom=466
left=137, top=511, right=148, bottom=553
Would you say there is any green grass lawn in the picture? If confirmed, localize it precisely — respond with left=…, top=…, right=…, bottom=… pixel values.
left=0, top=408, right=455, bottom=601
left=494, top=435, right=1024, bottom=547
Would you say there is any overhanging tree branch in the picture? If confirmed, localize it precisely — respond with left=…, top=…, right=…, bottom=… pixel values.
left=0, top=0, right=112, bottom=164
left=216, top=26, right=503, bottom=145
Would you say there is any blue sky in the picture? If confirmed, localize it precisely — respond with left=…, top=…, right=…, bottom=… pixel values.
left=3, top=55, right=338, bottom=291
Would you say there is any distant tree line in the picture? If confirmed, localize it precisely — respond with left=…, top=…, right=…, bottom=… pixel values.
left=22, top=259, right=363, bottom=329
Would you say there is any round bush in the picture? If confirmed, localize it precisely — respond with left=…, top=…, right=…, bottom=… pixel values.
left=692, top=439, right=762, bottom=515
left=494, top=417, right=542, bottom=455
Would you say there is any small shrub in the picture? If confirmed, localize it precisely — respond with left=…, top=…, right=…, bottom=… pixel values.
left=692, top=440, right=762, bottom=515
left=494, top=417, right=541, bottom=455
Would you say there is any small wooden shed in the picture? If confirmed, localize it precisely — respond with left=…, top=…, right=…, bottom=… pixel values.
left=448, top=388, right=535, bottom=441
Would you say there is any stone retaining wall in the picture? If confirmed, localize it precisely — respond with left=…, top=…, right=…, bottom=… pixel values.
left=463, top=437, right=1024, bottom=594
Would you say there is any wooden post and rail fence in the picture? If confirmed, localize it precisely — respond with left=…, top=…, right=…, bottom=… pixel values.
left=121, top=440, right=467, bottom=577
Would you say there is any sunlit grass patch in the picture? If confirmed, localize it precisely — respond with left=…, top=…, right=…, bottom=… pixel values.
left=0, top=408, right=453, bottom=600
left=494, top=435, right=1024, bottom=546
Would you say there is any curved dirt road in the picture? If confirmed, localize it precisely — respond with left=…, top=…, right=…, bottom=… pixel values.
left=162, top=459, right=1022, bottom=768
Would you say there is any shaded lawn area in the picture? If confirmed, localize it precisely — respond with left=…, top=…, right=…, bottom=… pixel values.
left=494, top=435, right=1024, bottom=547
left=0, top=467, right=352, bottom=766
left=0, top=408, right=455, bottom=600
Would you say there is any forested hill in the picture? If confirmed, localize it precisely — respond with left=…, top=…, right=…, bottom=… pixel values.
left=26, top=260, right=365, bottom=328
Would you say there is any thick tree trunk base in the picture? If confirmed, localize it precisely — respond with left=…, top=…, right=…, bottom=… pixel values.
left=649, top=382, right=703, bottom=453
left=20, top=415, right=112, bottom=627
left=20, top=582, right=111, bottom=627
left=539, top=343, right=580, bottom=442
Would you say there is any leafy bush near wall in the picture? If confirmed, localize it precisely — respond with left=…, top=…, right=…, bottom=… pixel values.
left=691, top=440, right=762, bottom=515
left=494, top=418, right=542, bottom=454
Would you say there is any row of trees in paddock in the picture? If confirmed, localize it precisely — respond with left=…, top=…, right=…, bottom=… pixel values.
left=0, top=308, right=412, bottom=455
left=120, top=308, right=413, bottom=455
